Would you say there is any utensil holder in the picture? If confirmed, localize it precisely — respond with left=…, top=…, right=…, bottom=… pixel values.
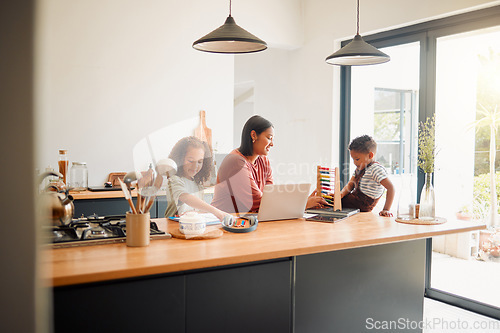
left=126, top=212, right=150, bottom=247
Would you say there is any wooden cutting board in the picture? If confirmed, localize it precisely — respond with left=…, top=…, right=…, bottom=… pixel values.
left=194, top=110, right=212, bottom=148
left=170, top=227, right=223, bottom=240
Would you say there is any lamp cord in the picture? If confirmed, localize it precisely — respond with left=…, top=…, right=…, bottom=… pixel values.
left=356, top=0, right=360, bottom=35
left=229, top=0, right=232, bottom=17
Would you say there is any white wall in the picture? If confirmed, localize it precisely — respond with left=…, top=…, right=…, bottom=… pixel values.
left=36, top=0, right=233, bottom=185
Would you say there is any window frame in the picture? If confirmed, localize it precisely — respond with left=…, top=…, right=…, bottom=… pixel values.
left=339, top=5, right=500, bottom=320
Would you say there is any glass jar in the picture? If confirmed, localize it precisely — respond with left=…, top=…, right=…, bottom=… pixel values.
left=58, top=149, right=69, bottom=186
left=397, top=172, right=416, bottom=220
left=69, top=162, right=88, bottom=191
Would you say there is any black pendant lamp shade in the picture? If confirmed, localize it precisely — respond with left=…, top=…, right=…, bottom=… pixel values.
left=193, top=2, right=267, bottom=54
left=326, top=34, right=390, bottom=65
left=325, top=0, right=390, bottom=66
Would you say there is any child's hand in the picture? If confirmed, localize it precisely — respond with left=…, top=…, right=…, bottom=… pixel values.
left=379, top=209, right=393, bottom=217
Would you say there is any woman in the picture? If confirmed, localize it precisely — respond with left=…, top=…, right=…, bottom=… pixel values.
left=211, top=115, right=326, bottom=213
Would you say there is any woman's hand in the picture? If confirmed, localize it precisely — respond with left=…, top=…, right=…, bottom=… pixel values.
left=379, top=209, right=393, bottom=217
left=306, top=190, right=330, bottom=209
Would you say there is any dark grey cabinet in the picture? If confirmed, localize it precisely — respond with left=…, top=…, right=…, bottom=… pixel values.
left=53, top=258, right=292, bottom=333
left=53, top=274, right=185, bottom=333
left=185, top=259, right=292, bottom=333
left=294, top=239, right=425, bottom=333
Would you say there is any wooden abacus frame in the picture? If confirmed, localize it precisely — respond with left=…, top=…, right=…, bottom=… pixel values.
left=317, top=166, right=342, bottom=211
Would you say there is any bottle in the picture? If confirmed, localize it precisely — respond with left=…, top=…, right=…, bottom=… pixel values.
left=69, top=162, right=88, bottom=191
left=58, top=150, right=69, bottom=186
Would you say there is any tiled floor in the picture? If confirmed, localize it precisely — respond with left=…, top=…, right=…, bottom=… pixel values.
left=424, top=298, right=500, bottom=332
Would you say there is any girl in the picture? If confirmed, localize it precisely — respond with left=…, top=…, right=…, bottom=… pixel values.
left=165, top=136, right=228, bottom=221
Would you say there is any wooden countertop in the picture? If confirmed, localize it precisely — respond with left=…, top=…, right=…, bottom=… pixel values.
left=44, top=213, right=485, bottom=287
left=70, top=187, right=213, bottom=200
left=70, top=189, right=139, bottom=199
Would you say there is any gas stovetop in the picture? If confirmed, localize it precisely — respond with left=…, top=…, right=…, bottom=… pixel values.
left=48, top=214, right=171, bottom=248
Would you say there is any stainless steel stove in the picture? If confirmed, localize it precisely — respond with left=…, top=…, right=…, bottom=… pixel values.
left=48, top=214, right=171, bottom=248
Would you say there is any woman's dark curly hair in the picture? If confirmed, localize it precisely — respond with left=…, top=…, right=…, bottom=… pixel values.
left=168, top=136, right=213, bottom=184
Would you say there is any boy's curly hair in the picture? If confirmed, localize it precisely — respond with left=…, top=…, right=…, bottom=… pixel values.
left=348, top=135, right=377, bottom=154
left=168, top=136, right=213, bottom=184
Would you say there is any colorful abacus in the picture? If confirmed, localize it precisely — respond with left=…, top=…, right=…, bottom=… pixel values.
left=317, top=166, right=342, bottom=211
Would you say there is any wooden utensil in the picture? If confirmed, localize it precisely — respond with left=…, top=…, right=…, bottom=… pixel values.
left=194, top=110, right=212, bottom=147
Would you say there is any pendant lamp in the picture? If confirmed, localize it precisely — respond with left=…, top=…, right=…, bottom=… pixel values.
left=326, top=0, right=390, bottom=66
left=193, top=0, right=267, bottom=54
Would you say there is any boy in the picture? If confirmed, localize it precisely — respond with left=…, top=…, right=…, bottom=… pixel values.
left=340, top=135, right=394, bottom=216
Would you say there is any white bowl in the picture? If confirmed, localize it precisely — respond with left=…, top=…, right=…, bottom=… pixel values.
left=179, top=212, right=206, bottom=235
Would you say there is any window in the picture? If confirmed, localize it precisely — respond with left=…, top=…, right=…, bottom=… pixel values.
left=374, top=88, right=417, bottom=175
left=349, top=42, right=420, bottom=211
left=339, top=5, right=500, bottom=319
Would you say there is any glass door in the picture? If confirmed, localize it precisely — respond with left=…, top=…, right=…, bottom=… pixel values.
left=340, top=5, right=500, bottom=319
left=350, top=42, right=420, bottom=211
left=431, top=25, right=500, bottom=309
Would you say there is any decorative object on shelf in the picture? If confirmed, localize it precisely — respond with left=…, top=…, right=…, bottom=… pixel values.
left=325, top=0, right=390, bottom=66
left=192, top=0, right=267, bottom=54
left=418, top=115, right=436, bottom=221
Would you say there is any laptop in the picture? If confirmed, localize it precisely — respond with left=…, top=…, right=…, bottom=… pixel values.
left=250, top=183, right=311, bottom=222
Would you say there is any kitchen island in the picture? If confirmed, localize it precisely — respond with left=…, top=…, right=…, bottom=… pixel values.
left=46, top=213, right=484, bottom=333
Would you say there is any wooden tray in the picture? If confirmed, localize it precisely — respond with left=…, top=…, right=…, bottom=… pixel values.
left=395, top=217, right=447, bottom=225
left=170, top=227, right=223, bottom=240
